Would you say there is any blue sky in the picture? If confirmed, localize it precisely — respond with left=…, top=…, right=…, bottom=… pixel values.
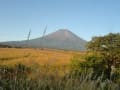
left=0, top=0, right=120, bottom=41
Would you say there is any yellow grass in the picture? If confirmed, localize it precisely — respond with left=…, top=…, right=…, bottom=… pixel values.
left=0, top=48, right=85, bottom=67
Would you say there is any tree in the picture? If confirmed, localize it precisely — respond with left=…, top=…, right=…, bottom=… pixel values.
left=86, top=33, right=120, bottom=80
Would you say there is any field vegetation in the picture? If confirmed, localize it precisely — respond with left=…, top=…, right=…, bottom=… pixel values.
left=0, top=48, right=85, bottom=66
left=0, top=33, right=120, bottom=90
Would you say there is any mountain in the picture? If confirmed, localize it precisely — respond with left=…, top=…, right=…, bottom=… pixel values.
left=0, top=29, right=87, bottom=51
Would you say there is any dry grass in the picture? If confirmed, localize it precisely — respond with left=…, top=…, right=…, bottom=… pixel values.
left=1, top=48, right=120, bottom=90
left=0, top=48, right=85, bottom=67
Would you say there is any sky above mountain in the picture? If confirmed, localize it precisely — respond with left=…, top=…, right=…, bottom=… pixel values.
left=0, top=0, right=120, bottom=41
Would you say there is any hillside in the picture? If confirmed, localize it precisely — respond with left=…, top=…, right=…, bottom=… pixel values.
left=0, top=29, right=87, bottom=51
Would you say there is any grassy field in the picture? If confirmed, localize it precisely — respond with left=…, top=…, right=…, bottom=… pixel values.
left=0, top=48, right=86, bottom=79
left=0, top=48, right=120, bottom=90
left=0, top=48, right=85, bottom=66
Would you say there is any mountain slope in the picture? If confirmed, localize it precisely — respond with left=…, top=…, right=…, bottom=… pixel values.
left=0, top=29, right=87, bottom=51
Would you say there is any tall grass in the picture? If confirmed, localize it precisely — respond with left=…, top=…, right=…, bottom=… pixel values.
left=0, top=48, right=119, bottom=90
left=0, top=64, right=120, bottom=90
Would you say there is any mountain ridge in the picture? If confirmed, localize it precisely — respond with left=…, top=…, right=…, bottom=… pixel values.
left=0, top=29, right=87, bottom=51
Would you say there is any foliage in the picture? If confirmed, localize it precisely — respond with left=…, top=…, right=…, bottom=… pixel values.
left=84, top=33, right=120, bottom=81
left=0, top=64, right=31, bottom=80
left=70, top=55, right=92, bottom=77
left=0, top=64, right=120, bottom=90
